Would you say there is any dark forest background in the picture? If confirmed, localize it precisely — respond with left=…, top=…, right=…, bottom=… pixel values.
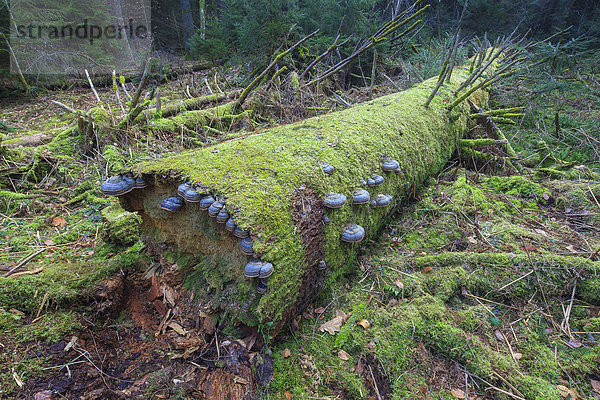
left=1, top=0, right=599, bottom=84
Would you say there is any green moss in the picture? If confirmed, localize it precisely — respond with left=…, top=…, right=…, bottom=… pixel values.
left=20, top=312, right=81, bottom=343
left=483, top=175, right=551, bottom=205
left=101, top=202, right=142, bottom=246
left=0, top=243, right=143, bottom=314
left=457, top=305, right=492, bottom=332
left=0, top=307, right=21, bottom=332
left=102, top=144, right=127, bottom=173
left=447, top=171, right=491, bottom=214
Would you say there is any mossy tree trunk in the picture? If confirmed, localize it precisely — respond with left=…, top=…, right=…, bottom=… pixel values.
left=121, top=58, right=492, bottom=333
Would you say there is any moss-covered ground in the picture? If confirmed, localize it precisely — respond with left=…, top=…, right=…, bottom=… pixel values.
left=266, top=169, right=600, bottom=399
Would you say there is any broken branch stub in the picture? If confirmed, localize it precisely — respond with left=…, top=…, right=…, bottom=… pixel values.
left=118, top=57, right=494, bottom=333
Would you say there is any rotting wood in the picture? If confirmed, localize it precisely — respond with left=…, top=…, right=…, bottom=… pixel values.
left=119, top=56, right=497, bottom=333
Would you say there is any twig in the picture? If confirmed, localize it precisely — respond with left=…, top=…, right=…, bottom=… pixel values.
left=84, top=69, right=103, bottom=107
left=112, top=70, right=126, bottom=115
left=3, top=248, right=46, bottom=277
left=35, top=292, right=48, bottom=319
left=381, top=72, right=401, bottom=91
left=50, top=100, right=78, bottom=115
left=309, top=3, right=428, bottom=85
left=235, top=29, right=319, bottom=109
left=495, top=270, right=534, bottom=292
left=130, top=58, right=151, bottom=111
left=0, top=32, right=29, bottom=91
left=369, top=365, right=383, bottom=400
left=369, top=49, right=377, bottom=100
left=561, top=281, right=577, bottom=339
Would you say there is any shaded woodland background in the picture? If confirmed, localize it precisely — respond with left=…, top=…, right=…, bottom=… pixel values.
left=1, top=0, right=599, bottom=91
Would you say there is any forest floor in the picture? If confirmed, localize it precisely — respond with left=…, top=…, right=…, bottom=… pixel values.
left=1, top=46, right=600, bottom=399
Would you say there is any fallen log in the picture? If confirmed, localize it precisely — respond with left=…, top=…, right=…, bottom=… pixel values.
left=118, top=57, right=493, bottom=333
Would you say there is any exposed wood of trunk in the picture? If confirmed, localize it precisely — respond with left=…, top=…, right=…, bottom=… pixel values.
left=121, top=58, right=493, bottom=333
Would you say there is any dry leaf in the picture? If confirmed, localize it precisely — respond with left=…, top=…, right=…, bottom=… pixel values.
left=494, top=330, right=505, bottom=343
left=319, top=316, right=344, bottom=335
left=565, top=340, right=582, bottom=348
left=284, top=390, right=293, bottom=400
left=535, top=228, right=548, bottom=237
left=513, top=352, right=522, bottom=360
left=423, top=266, right=432, bottom=274
left=51, top=216, right=67, bottom=227
left=357, top=319, right=371, bottom=329
left=450, top=388, right=465, bottom=398
left=395, top=279, right=404, bottom=290
left=8, top=308, right=25, bottom=317
left=591, top=379, right=600, bottom=394
left=10, top=267, right=44, bottom=277
left=557, top=385, right=580, bottom=399
left=566, top=245, right=578, bottom=254
left=163, top=285, right=177, bottom=307
left=44, top=239, right=54, bottom=246
left=467, top=236, right=477, bottom=244
left=282, top=348, right=291, bottom=358
left=338, top=350, right=350, bottom=361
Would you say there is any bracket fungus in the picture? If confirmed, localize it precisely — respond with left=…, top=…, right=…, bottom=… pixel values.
left=341, top=224, right=366, bottom=243
left=323, top=193, right=347, bottom=209
left=240, top=237, right=254, bottom=255
left=352, top=189, right=371, bottom=205
left=159, top=196, right=184, bottom=212
left=382, top=159, right=400, bottom=172
left=100, top=176, right=134, bottom=196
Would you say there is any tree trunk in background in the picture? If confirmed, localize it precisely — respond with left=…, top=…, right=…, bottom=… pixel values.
left=180, top=0, right=195, bottom=50
left=198, top=0, right=206, bottom=39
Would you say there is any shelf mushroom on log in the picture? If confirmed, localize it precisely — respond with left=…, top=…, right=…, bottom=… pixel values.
left=113, top=57, right=494, bottom=333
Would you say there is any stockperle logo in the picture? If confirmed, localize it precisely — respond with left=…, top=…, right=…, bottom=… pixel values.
left=9, top=0, right=151, bottom=76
